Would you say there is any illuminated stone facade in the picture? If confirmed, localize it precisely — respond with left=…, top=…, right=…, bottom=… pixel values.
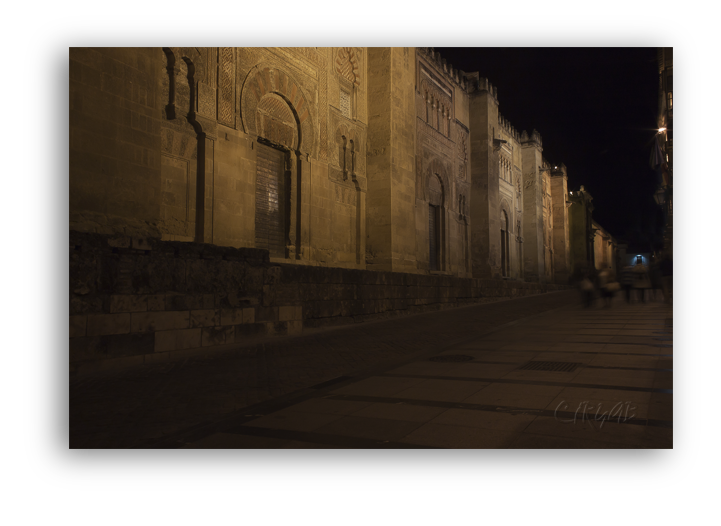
left=592, top=221, right=618, bottom=274
left=69, top=47, right=591, bottom=284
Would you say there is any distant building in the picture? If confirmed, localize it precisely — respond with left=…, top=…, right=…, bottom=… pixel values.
left=592, top=221, right=618, bottom=274
left=568, top=186, right=595, bottom=277
left=655, top=47, right=673, bottom=256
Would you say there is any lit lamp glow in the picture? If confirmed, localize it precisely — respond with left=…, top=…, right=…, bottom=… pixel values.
left=658, top=127, right=666, bottom=133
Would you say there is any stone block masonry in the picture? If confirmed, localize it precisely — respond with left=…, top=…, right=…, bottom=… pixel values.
left=70, top=231, right=567, bottom=374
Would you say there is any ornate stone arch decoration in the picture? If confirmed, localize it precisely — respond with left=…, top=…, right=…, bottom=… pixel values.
left=499, top=198, right=513, bottom=233
left=256, top=93, right=298, bottom=150
left=335, top=48, right=361, bottom=121
left=425, top=158, right=451, bottom=270
left=425, top=157, right=450, bottom=204
left=335, top=47, right=361, bottom=86
left=240, top=65, right=314, bottom=155
left=428, top=173, right=444, bottom=207
left=499, top=203, right=512, bottom=277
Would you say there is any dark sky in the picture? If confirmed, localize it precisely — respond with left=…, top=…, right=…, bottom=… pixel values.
left=438, top=47, right=661, bottom=247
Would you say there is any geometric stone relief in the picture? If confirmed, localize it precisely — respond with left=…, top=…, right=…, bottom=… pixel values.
left=256, top=93, right=298, bottom=150
left=197, top=81, right=216, bottom=119
left=291, top=47, right=320, bottom=67
left=340, top=89, right=351, bottom=119
left=417, top=123, right=454, bottom=158
left=254, top=48, right=326, bottom=160
left=318, top=52, right=328, bottom=161
left=335, top=47, right=361, bottom=86
left=457, top=129, right=468, bottom=181
left=419, top=78, right=452, bottom=136
left=218, top=47, right=235, bottom=126
left=425, top=157, right=450, bottom=206
left=240, top=64, right=315, bottom=156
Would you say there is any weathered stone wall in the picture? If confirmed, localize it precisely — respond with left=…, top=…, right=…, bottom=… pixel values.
left=550, top=168, right=571, bottom=284
left=366, top=48, right=418, bottom=273
left=70, top=231, right=568, bottom=374
left=469, top=88, right=501, bottom=279
left=568, top=188, right=594, bottom=276
left=276, top=262, right=567, bottom=331
left=71, top=47, right=372, bottom=271
left=592, top=220, right=616, bottom=272
left=366, top=48, right=394, bottom=270
left=542, top=165, right=554, bottom=282
left=70, top=48, right=165, bottom=237
left=594, top=229, right=605, bottom=270
left=414, top=48, right=471, bottom=277
left=69, top=230, right=303, bottom=374
left=497, top=114, right=523, bottom=280
left=70, top=47, right=584, bottom=294
left=520, top=131, right=545, bottom=282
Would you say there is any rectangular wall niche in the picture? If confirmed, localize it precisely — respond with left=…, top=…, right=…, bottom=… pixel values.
left=255, top=143, right=286, bottom=257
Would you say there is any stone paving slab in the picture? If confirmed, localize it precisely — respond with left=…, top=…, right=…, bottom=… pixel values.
left=70, top=290, right=580, bottom=448
left=70, top=292, right=673, bottom=449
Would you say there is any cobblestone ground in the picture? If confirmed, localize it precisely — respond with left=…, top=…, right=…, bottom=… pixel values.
left=70, top=291, right=579, bottom=448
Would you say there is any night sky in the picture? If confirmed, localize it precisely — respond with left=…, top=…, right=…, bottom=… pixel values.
left=438, top=47, right=662, bottom=250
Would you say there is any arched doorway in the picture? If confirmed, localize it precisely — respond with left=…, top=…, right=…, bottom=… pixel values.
left=501, top=209, right=510, bottom=277
left=429, top=173, right=444, bottom=271
left=255, top=141, right=289, bottom=257
left=253, top=93, right=299, bottom=258
left=241, top=66, right=314, bottom=260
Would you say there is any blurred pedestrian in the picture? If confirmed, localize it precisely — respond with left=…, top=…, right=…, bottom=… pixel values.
left=650, top=259, right=664, bottom=302
left=598, top=267, right=614, bottom=308
left=633, top=261, right=651, bottom=303
left=606, top=268, right=620, bottom=307
left=620, top=265, right=634, bottom=303
left=660, top=254, right=673, bottom=303
left=580, top=273, right=595, bottom=308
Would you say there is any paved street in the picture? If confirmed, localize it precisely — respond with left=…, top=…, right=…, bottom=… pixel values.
left=69, top=290, right=672, bottom=448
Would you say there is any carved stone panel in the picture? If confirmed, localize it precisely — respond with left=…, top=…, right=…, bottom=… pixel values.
left=218, top=47, right=235, bottom=126
left=256, top=93, right=298, bottom=150
left=240, top=64, right=315, bottom=156
left=456, top=127, right=469, bottom=181
left=197, top=81, right=215, bottom=119
left=335, top=47, right=361, bottom=86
